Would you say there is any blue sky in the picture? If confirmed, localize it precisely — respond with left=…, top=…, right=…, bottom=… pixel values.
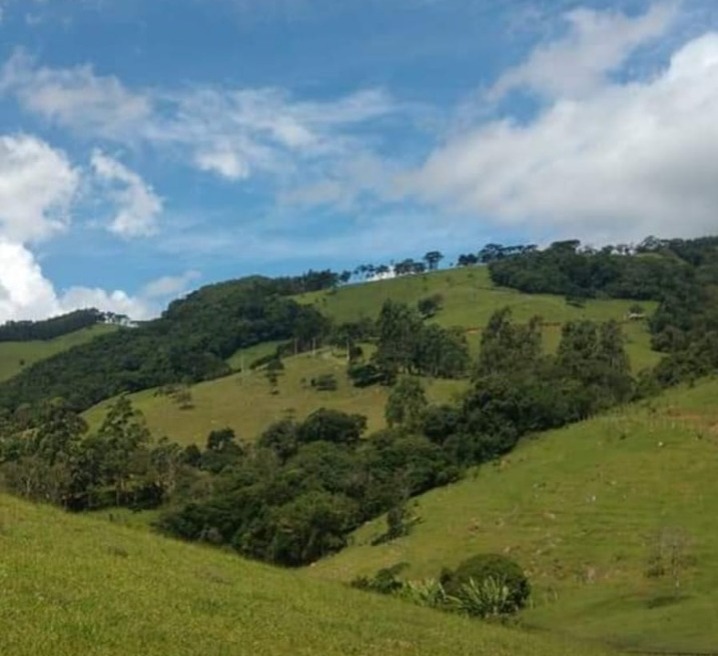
left=0, top=0, right=717, bottom=320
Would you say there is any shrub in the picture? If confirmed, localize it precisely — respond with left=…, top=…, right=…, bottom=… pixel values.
left=451, top=577, right=518, bottom=618
left=441, top=554, right=530, bottom=614
left=310, top=374, right=338, bottom=391
left=350, top=563, right=408, bottom=594
left=397, top=578, right=448, bottom=609
left=347, top=362, right=386, bottom=387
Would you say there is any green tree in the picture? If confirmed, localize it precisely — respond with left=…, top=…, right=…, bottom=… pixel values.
left=297, top=408, right=367, bottom=446
left=423, top=251, right=444, bottom=271
left=385, top=377, right=428, bottom=431
left=373, top=301, right=423, bottom=379
left=93, top=395, right=151, bottom=506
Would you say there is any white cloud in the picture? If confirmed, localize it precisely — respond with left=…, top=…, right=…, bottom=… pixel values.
left=140, top=270, right=201, bottom=299
left=0, top=51, right=400, bottom=186
left=0, top=133, right=170, bottom=322
left=404, top=24, right=718, bottom=244
left=149, top=86, right=396, bottom=181
left=489, top=2, right=679, bottom=101
left=0, top=240, right=62, bottom=322
left=58, top=285, right=154, bottom=320
left=194, top=148, right=250, bottom=180
left=0, top=50, right=152, bottom=140
left=0, top=134, right=79, bottom=242
left=91, top=150, right=163, bottom=238
left=0, top=238, right=199, bottom=322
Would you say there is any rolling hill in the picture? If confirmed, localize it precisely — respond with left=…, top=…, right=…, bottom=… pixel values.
left=0, top=324, right=119, bottom=383
left=82, top=267, right=659, bottom=445
left=0, top=492, right=609, bottom=656
left=310, top=378, right=718, bottom=654
left=83, top=349, right=466, bottom=445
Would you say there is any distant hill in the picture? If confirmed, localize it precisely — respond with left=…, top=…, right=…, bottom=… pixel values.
left=0, top=308, right=109, bottom=342
left=0, top=492, right=608, bottom=656
left=311, top=378, right=718, bottom=654
left=0, top=324, right=119, bottom=383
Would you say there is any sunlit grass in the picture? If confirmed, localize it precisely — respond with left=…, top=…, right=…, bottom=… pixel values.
left=311, top=378, right=718, bottom=653
left=0, top=493, right=610, bottom=656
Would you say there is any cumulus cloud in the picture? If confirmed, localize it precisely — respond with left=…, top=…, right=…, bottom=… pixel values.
left=0, top=134, right=182, bottom=322
left=489, top=2, right=679, bottom=101
left=404, top=12, right=718, bottom=244
left=90, top=150, right=163, bottom=238
left=0, top=134, right=79, bottom=242
left=0, top=240, right=145, bottom=322
left=0, top=240, right=62, bottom=322
left=0, top=238, right=198, bottom=322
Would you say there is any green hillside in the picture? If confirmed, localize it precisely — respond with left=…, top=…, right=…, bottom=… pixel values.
left=311, top=379, right=718, bottom=653
left=84, top=349, right=465, bottom=445
left=0, top=493, right=609, bottom=656
left=82, top=269, right=659, bottom=445
left=0, top=324, right=118, bottom=383
left=300, top=266, right=655, bottom=328
left=299, top=267, right=659, bottom=368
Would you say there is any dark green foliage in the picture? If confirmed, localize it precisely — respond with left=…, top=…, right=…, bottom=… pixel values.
left=0, top=308, right=107, bottom=342
left=350, top=563, right=408, bottom=594
left=385, top=377, right=427, bottom=430
left=347, top=362, right=387, bottom=387
left=0, top=396, right=186, bottom=511
left=310, top=374, right=338, bottom=391
left=257, top=420, right=299, bottom=463
left=489, top=239, right=694, bottom=300
left=297, top=408, right=367, bottom=445
left=441, top=554, right=531, bottom=611
left=421, top=404, right=460, bottom=445
left=417, top=294, right=444, bottom=318
left=373, top=300, right=469, bottom=380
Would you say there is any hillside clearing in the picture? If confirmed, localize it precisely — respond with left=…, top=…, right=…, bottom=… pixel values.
left=84, top=350, right=466, bottom=445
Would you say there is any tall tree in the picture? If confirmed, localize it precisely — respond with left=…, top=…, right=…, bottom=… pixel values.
left=423, top=251, right=444, bottom=271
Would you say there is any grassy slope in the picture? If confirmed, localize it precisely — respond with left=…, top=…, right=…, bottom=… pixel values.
left=85, top=349, right=465, bottom=445
left=0, top=494, right=609, bottom=656
left=0, top=324, right=118, bottom=383
left=311, top=379, right=718, bottom=653
left=84, top=268, right=660, bottom=445
left=300, top=267, right=659, bottom=369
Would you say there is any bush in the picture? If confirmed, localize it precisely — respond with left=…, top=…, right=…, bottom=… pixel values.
left=350, top=563, right=408, bottom=594
left=310, top=374, right=338, bottom=391
left=347, top=362, right=387, bottom=387
left=440, top=554, right=530, bottom=614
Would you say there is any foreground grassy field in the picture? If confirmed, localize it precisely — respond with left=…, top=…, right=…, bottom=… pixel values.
left=0, top=324, right=118, bottom=383
left=84, top=349, right=466, bottom=445
left=312, top=379, right=718, bottom=654
left=0, top=494, right=609, bottom=656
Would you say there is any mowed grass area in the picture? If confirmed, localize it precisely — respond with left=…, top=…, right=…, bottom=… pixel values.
left=84, top=350, right=466, bottom=445
left=311, top=379, right=718, bottom=654
left=0, top=324, right=118, bottom=383
left=0, top=494, right=610, bottom=656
